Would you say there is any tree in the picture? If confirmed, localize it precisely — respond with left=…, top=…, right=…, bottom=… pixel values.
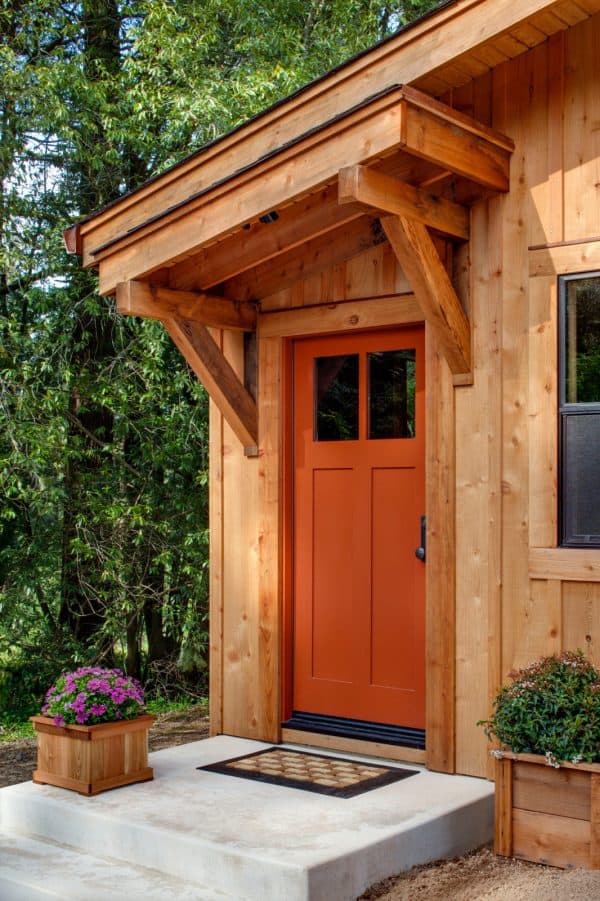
left=0, top=0, right=441, bottom=713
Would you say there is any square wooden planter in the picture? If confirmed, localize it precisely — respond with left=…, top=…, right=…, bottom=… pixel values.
left=495, top=751, right=600, bottom=869
left=30, top=714, right=155, bottom=796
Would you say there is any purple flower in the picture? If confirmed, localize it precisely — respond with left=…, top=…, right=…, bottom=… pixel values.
left=111, top=688, right=127, bottom=705
left=76, top=712, right=89, bottom=724
left=53, top=715, right=65, bottom=728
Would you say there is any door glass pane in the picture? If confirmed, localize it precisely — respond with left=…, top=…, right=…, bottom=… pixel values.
left=368, top=350, right=416, bottom=439
left=314, top=354, right=359, bottom=441
left=565, top=277, right=600, bottom=403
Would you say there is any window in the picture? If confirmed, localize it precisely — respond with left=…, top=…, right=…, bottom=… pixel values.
left=559, top=273, right=600, bottom=546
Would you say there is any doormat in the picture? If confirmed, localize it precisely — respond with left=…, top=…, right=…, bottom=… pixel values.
left=198, top=747, right=417, bottom=798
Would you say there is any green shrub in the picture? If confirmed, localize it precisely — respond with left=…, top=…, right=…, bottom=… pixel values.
left=480, top=651, right=600, bottom=765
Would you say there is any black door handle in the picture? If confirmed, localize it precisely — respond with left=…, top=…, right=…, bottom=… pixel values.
left=415, top=515, right=426, bottom=562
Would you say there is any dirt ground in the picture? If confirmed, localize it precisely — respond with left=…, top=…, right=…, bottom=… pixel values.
left=2, top=716, right=599, bottom=900
left=359, top=847, right=600, bottom=901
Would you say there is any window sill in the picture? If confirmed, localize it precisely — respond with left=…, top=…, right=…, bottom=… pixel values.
left=529, top=547, right=600, bottom=582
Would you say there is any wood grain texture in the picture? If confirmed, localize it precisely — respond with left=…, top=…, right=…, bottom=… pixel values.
left=513, top=760, right=591, bottom=820
left=383, top=216, right=471, bottom=375
left=258, top=294, right=422, bottom=338
left=562, top=582, right=600, bottom=667
left=425, top=324, right=456, bottom=773
left=208, top=332, right=224, bottom=735
left=592, top=774, right=600, bottom=869
left=280, top=729, right=426, bottom=764
left=31, top=716, right=154, bottom=796
left=402, top=100, right=511, bottom=192
left=528, top=276, right=557, bottom=547
left=163, top=317, right=258, bottom=447
left=220, top=331, right=261, bottom=738
left=512, top=808, right=591, bottom=868
left=116, top=280, right=257, bottom=331
left=494, top=757, right=513, bottom=856
left=257, top=336, right=283, bottom=742
left=337, top=165, right=470, bottom=239
left=530, top=548, right=600, bottom=582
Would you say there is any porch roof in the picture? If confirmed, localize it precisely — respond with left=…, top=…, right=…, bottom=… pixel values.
left=63, top=0, right=600, bottom=449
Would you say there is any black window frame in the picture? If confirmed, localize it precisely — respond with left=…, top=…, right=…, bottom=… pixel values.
left=558, top=270, right=600, bottom=548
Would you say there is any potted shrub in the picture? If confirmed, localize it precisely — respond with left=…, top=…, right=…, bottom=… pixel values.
left=480, top=651, right=600, bottom=870
left=30, top=666, right=155, bottom=795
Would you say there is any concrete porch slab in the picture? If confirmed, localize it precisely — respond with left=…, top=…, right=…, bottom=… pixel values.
left=0, top=736, right=494, bottom=901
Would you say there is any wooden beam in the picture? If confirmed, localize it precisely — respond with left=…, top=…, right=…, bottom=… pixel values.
left=259, top=294, right=422, bottom=338
left=163, top=317, right=257, bottom=447
left=400, top=88, right=511, bottom=192
left=116, top=280, right=256, bottom=331
left=382, top=215, right=471, bottom=375
left=338, top=165, right=469, bottom=240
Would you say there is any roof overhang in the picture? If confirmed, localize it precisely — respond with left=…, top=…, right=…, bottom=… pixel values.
left=65, top=0, right=599, bottom=278
left=86, top=85, right=513, bottom=297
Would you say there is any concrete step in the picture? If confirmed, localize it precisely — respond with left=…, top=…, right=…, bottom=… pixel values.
left=0, top=832, right=232, bottom=900
left=0, top=736, right=494, bottom=901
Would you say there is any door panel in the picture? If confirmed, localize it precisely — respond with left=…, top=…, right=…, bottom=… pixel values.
left=292, top=327, right=425, bottom=730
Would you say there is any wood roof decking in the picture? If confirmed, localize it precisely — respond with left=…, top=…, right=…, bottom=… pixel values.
left=66, top=0, right=600, bottom=276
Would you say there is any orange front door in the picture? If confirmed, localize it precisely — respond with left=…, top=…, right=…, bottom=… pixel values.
left=292, top=327, right=425, bottom=730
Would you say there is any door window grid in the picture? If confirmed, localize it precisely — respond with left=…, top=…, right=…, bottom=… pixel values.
left=314, top=350, right=416, bottom=442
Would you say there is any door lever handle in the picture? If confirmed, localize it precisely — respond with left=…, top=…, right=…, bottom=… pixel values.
left=415, top=515, right=426, bottom=562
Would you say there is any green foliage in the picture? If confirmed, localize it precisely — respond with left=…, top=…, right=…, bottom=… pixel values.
left=480, top=651, right=600, bottom=765
left=0, top=0, right=441, bottom=714
left=0, top=716, right=34, bottom=742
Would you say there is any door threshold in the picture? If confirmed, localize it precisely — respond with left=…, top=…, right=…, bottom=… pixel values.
left=280, top=728, right=426, bottom=765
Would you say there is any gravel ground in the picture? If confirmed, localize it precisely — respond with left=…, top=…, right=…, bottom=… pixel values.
left=2, top=720, right=599, bottom=899
left=358, top=847, right=600, bottom=900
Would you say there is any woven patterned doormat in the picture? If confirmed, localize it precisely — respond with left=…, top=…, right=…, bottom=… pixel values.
left=198, top=747, right=417, bottom=798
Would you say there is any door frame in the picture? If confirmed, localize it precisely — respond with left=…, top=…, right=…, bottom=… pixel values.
left=267, top=316, right=456, bottom=773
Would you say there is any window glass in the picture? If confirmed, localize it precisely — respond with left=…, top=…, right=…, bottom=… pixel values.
left=562, top=413, right=600, bottom=544
left=565, top=278, right=600, bottom=404
left=368, top=350, right=416, bottom=439
left=314, top=354, right=359, bottom=441
left=560, top=274, right=600, bottom=547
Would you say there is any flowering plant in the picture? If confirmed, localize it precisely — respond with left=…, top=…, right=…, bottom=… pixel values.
left=479, top=651, right=600, bottom=765
left=42, top=667, right=145, bottom=728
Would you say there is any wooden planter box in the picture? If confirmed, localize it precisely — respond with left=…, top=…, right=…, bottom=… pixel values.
left=31, top=714, right=155, bottom=796
left=495, top=751, right=600, bottom=869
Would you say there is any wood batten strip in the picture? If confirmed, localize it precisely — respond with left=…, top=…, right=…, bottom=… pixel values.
left=529, top=547, right=600, bottom=582
left=382, top=216, right=471, bottom=376
left=338, top=165, right=470, bottom=240
left=163, top=317, right=258, bottom=448
left=529, top=237, right=600, bottom=276
left=116, top=280, right=257, bottom=331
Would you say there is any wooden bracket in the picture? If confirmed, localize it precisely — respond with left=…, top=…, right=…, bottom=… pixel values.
left=163, top=317, right=258, bottom=447
left=338, top=165, right=469, bottom=240
left=116, top=280, right=257, bottom=332
left=382, top=215, right=471, bottom=376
